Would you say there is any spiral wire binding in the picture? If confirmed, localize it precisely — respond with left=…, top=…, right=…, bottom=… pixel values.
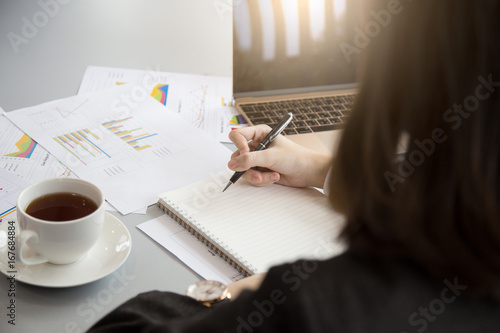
left=157, top=199, right=255, bottom=277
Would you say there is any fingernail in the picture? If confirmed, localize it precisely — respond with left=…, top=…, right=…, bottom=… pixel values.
left=271, top=174, right=279, bottom=182
left=228, top=160, right=237, bottom=169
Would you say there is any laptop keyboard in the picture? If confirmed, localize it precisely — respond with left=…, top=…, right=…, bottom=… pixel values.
left=238, top=94, right=356, bottom=135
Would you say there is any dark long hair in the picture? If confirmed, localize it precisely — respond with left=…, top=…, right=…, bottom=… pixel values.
left=329, top=0, right=500, bottom=294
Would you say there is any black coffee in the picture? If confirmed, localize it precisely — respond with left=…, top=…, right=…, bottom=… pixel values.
left=26, top=192, right=98, bottom=221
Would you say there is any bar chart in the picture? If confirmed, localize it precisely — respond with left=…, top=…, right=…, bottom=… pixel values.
left=53, top=129, right=111, bottom=166
left=102, top=117, right=158, bottom=151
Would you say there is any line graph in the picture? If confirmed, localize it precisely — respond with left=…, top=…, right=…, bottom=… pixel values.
left=0, top=206, right=16, bottom=220
left=190, top=85, right=209, bottom=129
left=27, top=99, right=89, bottom=129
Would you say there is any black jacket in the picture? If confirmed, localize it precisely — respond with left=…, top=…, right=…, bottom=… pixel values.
left=88, top=252, right=500, bottom=332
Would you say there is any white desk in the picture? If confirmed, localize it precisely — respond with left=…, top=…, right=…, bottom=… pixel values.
left=0, top=1, right=232, bottom=332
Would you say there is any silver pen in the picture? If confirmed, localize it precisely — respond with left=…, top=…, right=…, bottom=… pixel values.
left=223, top=112, right=293, bottom=192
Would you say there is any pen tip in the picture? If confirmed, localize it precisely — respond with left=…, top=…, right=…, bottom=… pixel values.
left=222, top=182, right=232, bottom=192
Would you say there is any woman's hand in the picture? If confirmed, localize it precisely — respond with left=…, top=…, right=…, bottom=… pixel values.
left=228, top=125, right=332, bottom=188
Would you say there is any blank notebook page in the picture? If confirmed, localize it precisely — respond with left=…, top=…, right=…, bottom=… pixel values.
left=158, top=171, right=345, bottom=274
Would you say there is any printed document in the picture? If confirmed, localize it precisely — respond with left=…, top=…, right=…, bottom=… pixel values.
left=5, top=85, right=232, bottom=215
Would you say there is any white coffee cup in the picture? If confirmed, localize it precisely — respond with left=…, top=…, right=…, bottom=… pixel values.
left=15, top=177, right=105, bottom=265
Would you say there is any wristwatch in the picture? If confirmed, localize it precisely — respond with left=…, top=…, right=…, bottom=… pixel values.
left=186, top=280, right=231, bottom=307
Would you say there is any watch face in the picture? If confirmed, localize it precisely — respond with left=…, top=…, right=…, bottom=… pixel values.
left=186, top=280, right=229, bottom=302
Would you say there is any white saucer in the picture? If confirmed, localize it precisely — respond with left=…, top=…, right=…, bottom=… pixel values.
left=0, top=213, right=132, bottom=288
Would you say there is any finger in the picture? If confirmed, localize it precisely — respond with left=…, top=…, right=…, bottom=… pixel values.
left=228, top=125, right=272, bottom=153
left=255, top=171, right=280, bottom=186
left=227, top=158, right=238, bottom=171
left=230, top=147, right=280, bottom=172
left=230, top=149, right=241, bottom=160
left=241, top=169, right=280, bottom=187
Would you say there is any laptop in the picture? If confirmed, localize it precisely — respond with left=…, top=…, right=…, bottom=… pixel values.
left=232, top=0, right=360, bottom=153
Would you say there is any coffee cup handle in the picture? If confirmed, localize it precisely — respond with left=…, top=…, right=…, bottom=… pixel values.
left=15, top=230, right=49, bottom=265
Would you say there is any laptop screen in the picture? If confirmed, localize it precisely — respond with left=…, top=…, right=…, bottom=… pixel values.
left=233, top=0, right=361, bottom=98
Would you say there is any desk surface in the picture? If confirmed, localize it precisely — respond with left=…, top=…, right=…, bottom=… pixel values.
left=0, top=1, right=232, bottom=331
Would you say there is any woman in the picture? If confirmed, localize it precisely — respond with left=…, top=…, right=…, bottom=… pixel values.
left=89, top=0, right=500, bottom=331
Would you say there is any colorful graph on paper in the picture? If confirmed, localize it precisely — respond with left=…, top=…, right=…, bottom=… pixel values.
left=221, top=97, right=235, bottom=107
left=27, top=100, right=89, bottom=129
left=229, top=115, right=247, bottom=125
left=0, top=207, right=16, bottom=220
left=55, top=106, right=74, bottom=118
left=53, top=129, right=111, bottom=166
left=190, top=85, right=209, bottom=129
left=102, top=117, right=158, bottom=151
left=4, top=134, right=38, bottom=158
left=151, top=84, right=169, bottom=106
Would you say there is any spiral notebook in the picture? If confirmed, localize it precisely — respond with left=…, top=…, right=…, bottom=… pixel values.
left=157, top=171, right=345, bottom=276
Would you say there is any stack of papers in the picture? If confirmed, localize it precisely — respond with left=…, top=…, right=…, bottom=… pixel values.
left=1, top=66, right=246, bottom=216
left=78, top=66, right=246, bottom=142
